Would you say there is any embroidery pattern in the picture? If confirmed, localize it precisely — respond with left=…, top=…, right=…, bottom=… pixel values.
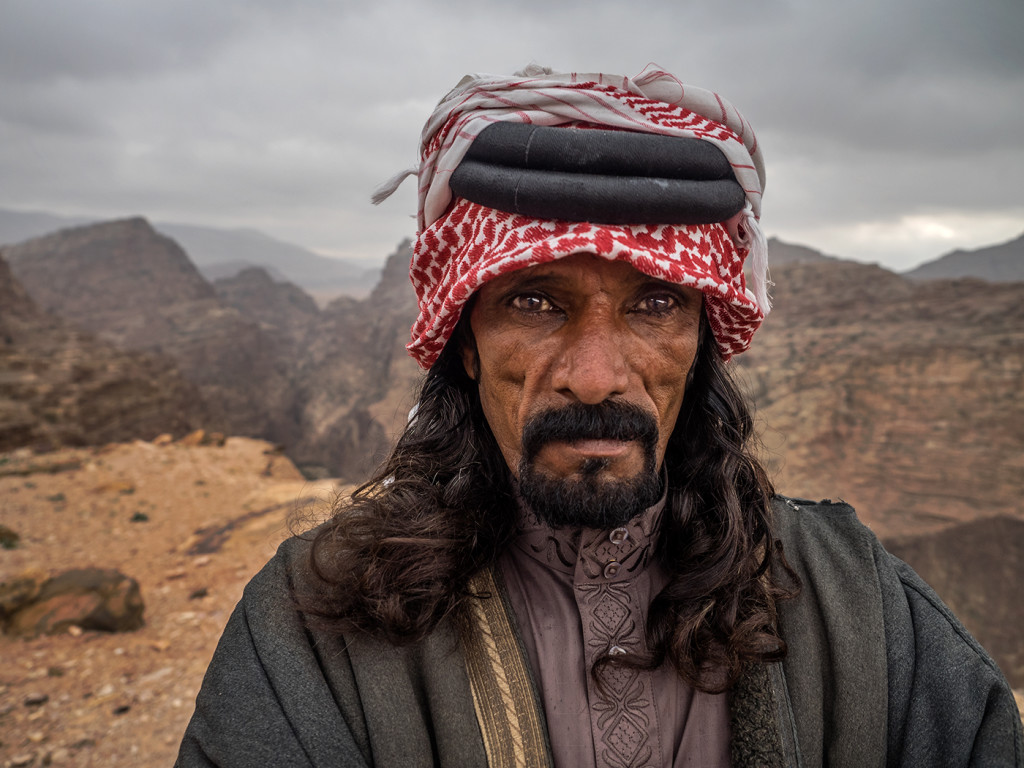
left=576, top=578, right=659, bottom=768
left=513, top=503, right=668, bottom=767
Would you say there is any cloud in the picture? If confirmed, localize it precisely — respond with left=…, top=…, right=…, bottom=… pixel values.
left=0, top=0, right=1020, bottom=267
left=0, top=1, right=249, bottom=83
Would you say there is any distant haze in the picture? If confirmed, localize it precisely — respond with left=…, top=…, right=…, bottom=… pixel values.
left=0, top=209, right=382, bottom=301
left=1, top=0, right=1022, bottom=270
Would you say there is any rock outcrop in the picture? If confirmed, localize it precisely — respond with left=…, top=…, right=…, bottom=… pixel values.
left=287, top=240, right=422, bottom=478
left=0, top=568, right=144, bottom=638
left=4, top=219, right=298, bottom=444
left=0, top=252, right=206, bottom=451
left=735, top=259, right=1024, bottom=535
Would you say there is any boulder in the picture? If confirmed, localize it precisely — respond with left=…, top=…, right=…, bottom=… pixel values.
left=1, top=568, right=144, bottom=638
left=0, top=570, right=44, bottom=616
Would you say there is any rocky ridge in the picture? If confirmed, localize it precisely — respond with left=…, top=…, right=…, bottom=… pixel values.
left=4, top=219, right=301, bottom=450
left=0, top=209, right=379, bottom=303
left=905, top=230, right=1024, bottom=282
left=5, top=223, right=422, bottom=481
left=0, top=252, right=206, bottom=452
left=735, top=258, right=1024, bottom=536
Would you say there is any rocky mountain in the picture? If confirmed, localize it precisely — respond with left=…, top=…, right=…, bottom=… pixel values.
left=7, top=215, right=1023, bottom=517
left=211, top=244, right=422, bottom=479
left=6, top=217, right=216, bottom=322
left=906, top=231, right=1024, bottom=282
left=0, top=207, right=379, bottom=302
left=5, top=220, right=422, bottom=480
left=735, top=259, right=1024, bottom=536
left=202, top=260, right=290, bottom=283
left=766, top=237, right=837, bottom=265
left=3, top=218, right=298, bottom=445
left=0, top=252, right=206, bottom=451
left=157, top=222, right=379, bottom=301
left=285, top=240, right=422, bottom=478
left=0, top=208, right=91, bottom=246
left=213, top=266, right=321, bottom=344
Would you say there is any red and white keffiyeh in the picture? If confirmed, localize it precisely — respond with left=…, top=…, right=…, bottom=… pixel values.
left=374, top=65, right=771, bottom=369
left=411, top=199, right=761, bottom=366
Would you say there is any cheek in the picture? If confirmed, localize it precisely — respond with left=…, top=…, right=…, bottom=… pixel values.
left=475, top=349, right=534, bottom=472
left=648, top=339, right=700, bottom=451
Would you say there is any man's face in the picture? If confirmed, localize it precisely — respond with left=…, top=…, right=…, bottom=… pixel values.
left=461, top=252, right=703, bottom=527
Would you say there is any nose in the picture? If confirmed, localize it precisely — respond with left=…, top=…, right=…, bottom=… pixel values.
left=550, top=317, right=630, bottom=404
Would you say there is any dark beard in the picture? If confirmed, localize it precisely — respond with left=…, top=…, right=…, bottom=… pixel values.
left=516, top=401, right=663, bottom=529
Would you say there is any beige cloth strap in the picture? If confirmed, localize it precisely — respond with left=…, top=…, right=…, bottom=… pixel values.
left=463, top=567, right=551, bottom=768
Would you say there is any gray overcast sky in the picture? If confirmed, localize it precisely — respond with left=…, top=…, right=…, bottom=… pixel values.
left=2, top=0, right=1022, bottom=271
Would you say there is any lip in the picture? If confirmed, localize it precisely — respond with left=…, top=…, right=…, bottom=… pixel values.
left=558, top=438, right=635, bottom=458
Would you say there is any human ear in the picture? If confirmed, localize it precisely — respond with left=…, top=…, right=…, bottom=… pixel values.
left=460, top=335, right=480, bottom=381
left=457, top=312, right=480, bottom=381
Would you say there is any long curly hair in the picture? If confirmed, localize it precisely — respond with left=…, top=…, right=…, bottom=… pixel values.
left=301, top=316, right=797, bottom=693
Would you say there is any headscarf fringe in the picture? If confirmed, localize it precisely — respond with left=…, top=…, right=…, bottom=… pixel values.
left=728, top=204, right=772, bottom=315
left=371, top=165, right=419, bottom=206
left=745, top=212, right=772, bottom=315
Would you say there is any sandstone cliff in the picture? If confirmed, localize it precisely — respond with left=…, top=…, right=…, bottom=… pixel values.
left=0, top=253, right=206, bottom=451
left=735, top=259, right=1024, bottom=536
left=286, top=240, right=422, bottom=478
left=4, top=219, right=299, bottom=445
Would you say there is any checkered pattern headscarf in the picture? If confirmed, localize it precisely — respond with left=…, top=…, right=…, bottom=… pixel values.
left=373, top=64, right=770, bottom=369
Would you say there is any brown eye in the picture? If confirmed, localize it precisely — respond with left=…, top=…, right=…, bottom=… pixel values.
left=511, top=294, right=555, bottom=312
left=634, top=295, right=678, bottom=315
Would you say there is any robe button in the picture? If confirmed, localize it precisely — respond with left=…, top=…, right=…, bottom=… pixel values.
left=603, top=561, right=620, bottom=578
left=609, top=527, right=628, bottom=545
left=608, top=645, right=628, bottom=656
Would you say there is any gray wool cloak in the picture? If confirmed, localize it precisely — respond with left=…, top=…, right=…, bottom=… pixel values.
left=176, top=498, right=1024, bottom=767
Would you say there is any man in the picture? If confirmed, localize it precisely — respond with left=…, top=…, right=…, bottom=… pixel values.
left=177, top=65, right=1023, bottom=767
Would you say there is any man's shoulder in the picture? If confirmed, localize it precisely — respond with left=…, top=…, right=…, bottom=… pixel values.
left=769, top=498, right=1024, bottom=764
left=771, top=494, right=860, bottom=523
left=770, top=494, right=881, bottom=562
left=242, top=531, right=316, bottom=603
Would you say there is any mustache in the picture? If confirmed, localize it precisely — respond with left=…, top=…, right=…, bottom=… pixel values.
left=520, top=401, right=659, bottom=462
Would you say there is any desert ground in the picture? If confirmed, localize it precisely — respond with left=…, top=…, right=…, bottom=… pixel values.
left=0, top=435, right=345, bottom=767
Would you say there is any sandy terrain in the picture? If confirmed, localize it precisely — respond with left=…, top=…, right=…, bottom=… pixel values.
left=0, top=437, right=346, bottom=767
